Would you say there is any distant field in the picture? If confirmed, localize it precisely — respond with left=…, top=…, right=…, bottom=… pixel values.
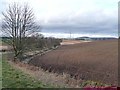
left=60, top=40, right=90, bottom=45
left=0, top=40, right=12, bottom=51
left=29, top=39, right=118, bottom=85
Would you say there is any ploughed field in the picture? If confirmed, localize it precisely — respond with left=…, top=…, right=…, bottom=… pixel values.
left=29, top=40, right=118, bottom=85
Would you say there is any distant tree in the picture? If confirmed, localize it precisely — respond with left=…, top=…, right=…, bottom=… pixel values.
left=2, top=3, right=40, bottom=61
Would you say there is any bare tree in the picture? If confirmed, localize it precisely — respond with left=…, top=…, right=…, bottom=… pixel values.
left=2, top=3, right=40, bottom=60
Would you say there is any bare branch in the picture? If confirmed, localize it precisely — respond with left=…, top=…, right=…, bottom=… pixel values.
left=2, top=3, right=40, bottom=60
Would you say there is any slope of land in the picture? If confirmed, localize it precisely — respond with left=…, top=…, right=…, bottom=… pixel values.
left=2, top=54, right=52, bottom=88
left=2, top=54, right=112, bottom=88
left=29, top=39, right=118, bottom=85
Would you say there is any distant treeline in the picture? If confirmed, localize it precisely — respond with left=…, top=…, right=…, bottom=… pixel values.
left=75, top=37, right=117, bottom=41
left=1, top=35, right=62, bottom=51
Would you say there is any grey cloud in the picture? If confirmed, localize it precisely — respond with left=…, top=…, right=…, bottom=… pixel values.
left=41, top=16, right=117, bottom=36
left=40, top=10, right=117, bottom=36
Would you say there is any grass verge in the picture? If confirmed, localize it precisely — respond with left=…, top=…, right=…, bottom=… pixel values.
left=2, top=54, right=53, bottom=88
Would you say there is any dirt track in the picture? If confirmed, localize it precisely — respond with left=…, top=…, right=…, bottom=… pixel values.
left=29, top=40, right=118, bottom=85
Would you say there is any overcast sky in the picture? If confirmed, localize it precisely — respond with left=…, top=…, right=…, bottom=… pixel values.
left=0, top=0, right=119, bottom=38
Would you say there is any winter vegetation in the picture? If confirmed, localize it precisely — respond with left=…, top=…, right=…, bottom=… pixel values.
left=1, top=2, right=118, bottom=89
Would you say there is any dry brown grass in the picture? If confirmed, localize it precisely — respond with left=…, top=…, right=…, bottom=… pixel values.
left=8, top=60, right=86, bottom=88
left=29, top=39, right=118, bottom=85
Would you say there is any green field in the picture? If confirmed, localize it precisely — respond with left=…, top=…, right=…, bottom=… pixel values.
left=2, top=54, right=53, bottom=88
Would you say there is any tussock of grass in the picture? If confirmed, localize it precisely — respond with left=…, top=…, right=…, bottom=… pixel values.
left=79, top=80, right=109, bottom=87
left=2, top=54, right=53, bottom=88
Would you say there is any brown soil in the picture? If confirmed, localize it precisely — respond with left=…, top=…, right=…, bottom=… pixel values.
left=29, top=39, right=118, bottom=85
left=60, top=40, right=90, bottom=45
